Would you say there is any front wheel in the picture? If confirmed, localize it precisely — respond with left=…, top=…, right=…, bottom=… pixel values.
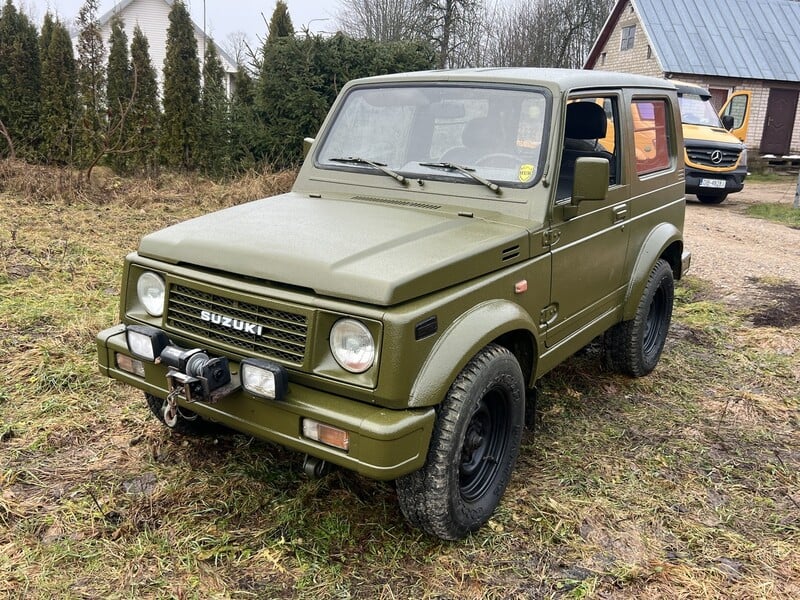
left=605, top=259, right=674, bottom=377
left=696, top=193, right=727, bottom=204
left=396, top=344, right=525, bottom=540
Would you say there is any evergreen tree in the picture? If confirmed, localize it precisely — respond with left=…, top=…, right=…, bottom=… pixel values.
left=257, top=33, right=433, bottom=167
left=268, top=1, right=295, bottom=41
left=0, top=0, right=41, bottom=159
left=75, top=0, right=106, bottom=166
left=129, top=25, right=160, bottom=174
left=40, top=13, right=78, bottom=164
left=105, top=16, right=133, bottom=172
left=198, top=42, right=230, bottom=176
left=39, top=11, right=54, bottom=57
left=161, top=0, right=200, bottom=170
left=228, top=67, right=260, bottom=170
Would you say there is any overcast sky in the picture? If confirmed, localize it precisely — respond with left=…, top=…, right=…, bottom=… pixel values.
left=17, top=0, right=340, bottom=43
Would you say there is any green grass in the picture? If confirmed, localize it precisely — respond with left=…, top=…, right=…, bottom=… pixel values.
left=1, top=174, right=799, bottom=598
left=746, top=202, right=800, bottom=227
left=744, top=172, right=796, bottom=183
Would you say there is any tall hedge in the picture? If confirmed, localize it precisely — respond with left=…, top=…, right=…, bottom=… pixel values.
left=0, top=0, right=41, bottom=159
left=198, top=42, right=230, bottom=176
left=39, top=13, right=77, bottom=164
left=129, top=25, right=160, bottom=174
left=160, top=0, right=200, bottom=170
left=106, top=16, right=132, bottom=172
left=257, top=34, right=434, bottom=167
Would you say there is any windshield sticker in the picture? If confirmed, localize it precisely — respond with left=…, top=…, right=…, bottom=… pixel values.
left=518, top=164, right=535, bottom=182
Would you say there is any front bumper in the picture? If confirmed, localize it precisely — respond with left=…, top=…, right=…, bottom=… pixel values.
left=684, top=164, right=747, bottom=197
left=97, top=324, right=434, bottom=480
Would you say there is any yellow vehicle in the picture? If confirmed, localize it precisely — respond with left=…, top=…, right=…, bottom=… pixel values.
left=676, top=82, right=751, bottom=204
left=599, top=84, right=751, bottom=204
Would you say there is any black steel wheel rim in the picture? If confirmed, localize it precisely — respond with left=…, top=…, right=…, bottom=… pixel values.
left=459, top=388, right=511, bottom=503
left=643, top=284, right=667, bottom=355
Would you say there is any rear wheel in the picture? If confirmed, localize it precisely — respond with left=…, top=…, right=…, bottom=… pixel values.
left=396, top=344, right=525, bottom=540
left=696, top=193, right=727, bottom=204
left=605, top=259, right=674, bottom=377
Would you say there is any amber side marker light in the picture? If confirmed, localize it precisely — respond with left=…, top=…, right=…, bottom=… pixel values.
left=116, top=353, right=145, bottom=377
left=302, top=419, right=350, bottom=452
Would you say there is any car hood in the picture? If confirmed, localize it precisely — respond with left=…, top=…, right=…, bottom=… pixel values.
left=138, top=193, right=530, bottom=306
left=682, top=124, right=742, bottom=146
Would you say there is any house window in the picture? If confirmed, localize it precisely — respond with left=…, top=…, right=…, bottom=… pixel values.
left=647, top=45, right=652, bottom=59
left=600, top=52, right=607, bottom=66
left=620, top=25, right=636, bottom=51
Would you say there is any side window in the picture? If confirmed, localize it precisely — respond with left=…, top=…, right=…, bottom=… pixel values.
left=632, top=99, right=672, bottom=175
left=558, top=96, right=619, bottom=199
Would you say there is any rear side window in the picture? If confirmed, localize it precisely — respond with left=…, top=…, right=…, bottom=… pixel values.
left=632, top=99, right=672, bottom=175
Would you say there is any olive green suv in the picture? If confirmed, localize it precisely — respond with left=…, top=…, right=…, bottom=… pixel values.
left=97, top=69, right=691, bottom=540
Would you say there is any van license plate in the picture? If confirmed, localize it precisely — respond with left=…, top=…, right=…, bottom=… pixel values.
left=700, top=178, right=726, bottom=189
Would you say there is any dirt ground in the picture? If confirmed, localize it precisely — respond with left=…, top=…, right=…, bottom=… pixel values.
left=683, top=180, right=800, bottom=330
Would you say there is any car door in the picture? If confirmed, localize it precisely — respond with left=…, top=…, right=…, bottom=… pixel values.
left=545, top=93, right=632, bottom=348
left=719, top=90, right=752, bottom=143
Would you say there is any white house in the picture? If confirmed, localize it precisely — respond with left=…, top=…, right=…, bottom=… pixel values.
left=93, top=0, right=238, bottom=97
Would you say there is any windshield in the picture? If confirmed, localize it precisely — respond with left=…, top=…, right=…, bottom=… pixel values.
left=678, top=94, right=722, bottom=127
left=316, top=84, right=550, bottom=189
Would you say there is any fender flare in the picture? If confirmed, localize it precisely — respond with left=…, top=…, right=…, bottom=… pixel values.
left=408, top=299, right=539, bottom=408
left=624, top=223, right=683, bottom=320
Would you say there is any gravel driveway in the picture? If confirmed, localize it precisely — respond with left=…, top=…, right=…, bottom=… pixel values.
left=683, top=180, right=800, bottom=315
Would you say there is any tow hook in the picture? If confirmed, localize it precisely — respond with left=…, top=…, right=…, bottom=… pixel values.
left=303, top=455, right=331, bottom=478
left=163, top=389, right=180, bottom=428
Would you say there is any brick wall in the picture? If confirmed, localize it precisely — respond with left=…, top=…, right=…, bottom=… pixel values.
left=592, top=1, right=664, bottom=78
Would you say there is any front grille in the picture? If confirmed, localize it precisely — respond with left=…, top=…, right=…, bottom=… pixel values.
left=685, top=145, right=741, bottom=167
left=166, top=284, right=308, bottom=366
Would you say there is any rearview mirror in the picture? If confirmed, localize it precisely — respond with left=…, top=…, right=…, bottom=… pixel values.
left=562, top=157, right=609, bottom=220
left=303, top=137, right=315, bottom=158
left=721, top=114, right=734, bottom=130
left=572, top=157, right=609, bottom=203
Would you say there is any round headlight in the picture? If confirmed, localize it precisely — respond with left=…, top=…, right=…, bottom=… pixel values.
left=137, top=271, right=165, bottom=317
left=330, top=319, right=375, bottom=373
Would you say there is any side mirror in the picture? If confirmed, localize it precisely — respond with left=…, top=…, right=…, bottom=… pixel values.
left=572, top=157, right=609, bottom=203
left=721, top=114, right=734, bottom=130
left=563, top=157, right=609, bottom=219
left=303, top=137, right=315, bottom=159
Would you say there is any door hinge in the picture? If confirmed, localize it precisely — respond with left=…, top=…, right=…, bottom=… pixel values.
left=543, top=229, right=561, bottom=247
left=540, top=304, right=558, bottom=326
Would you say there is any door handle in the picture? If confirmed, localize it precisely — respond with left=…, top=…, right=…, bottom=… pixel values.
left=613, top=205, right=628, bottom=223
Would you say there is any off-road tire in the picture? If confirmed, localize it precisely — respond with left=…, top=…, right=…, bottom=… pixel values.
left=145, top=393, right=222, bottom=436
left=396, top=344, right=525, bottom=540
left=605, top=259, right=674, bottom=377
left=696, top=193, right=727, bottom=204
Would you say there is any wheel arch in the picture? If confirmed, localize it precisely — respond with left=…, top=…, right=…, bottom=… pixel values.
left=624, top=223, right=683, bottom=321
left=408, top=299, right=539, bottom=408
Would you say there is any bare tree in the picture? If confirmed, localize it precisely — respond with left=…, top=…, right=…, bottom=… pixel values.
left=486, top=0, right=612, bottom=68
left=336, top=0, right=427, bottom=42
left=336, top=0, right=612, bottom=69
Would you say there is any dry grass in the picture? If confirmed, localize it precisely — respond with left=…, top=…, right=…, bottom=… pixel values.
left=1, top=168, right=798, bottom=598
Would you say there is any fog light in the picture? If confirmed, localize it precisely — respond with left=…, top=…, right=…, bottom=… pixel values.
left=240, top=359, right=288, bottom=401
left=302, top=419, right=350, bottom=452
left=126, top=325, right=170, bottom=362
left=116, top=353, right=145, bottom=377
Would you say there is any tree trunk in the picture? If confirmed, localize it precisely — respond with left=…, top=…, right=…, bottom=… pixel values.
left=0, top=119, right=16, bottom=160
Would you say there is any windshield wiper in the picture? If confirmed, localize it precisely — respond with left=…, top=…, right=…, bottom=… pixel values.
left=418, top=162, right=501, bottom=195
left=329, top=157, right=407, bottom=186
